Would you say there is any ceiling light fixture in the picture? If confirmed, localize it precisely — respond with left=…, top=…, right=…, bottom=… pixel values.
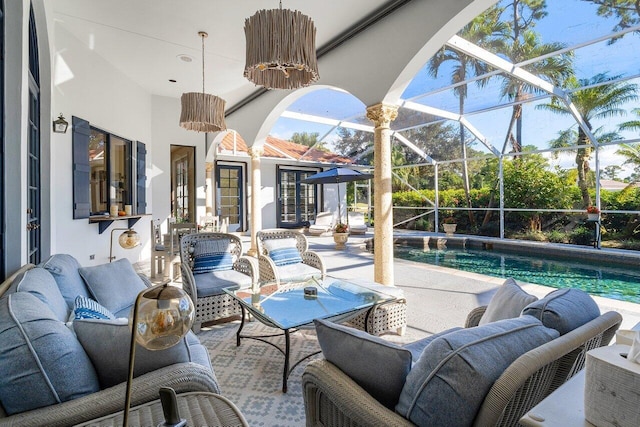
left=179, top=32, right=226, bottom=132
left=244, top=0, right=319, bottom=90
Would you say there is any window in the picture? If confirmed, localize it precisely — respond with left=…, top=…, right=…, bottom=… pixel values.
left=73, top=117, right=146, bottom=219
left=171, top=145, right=195, bottom=222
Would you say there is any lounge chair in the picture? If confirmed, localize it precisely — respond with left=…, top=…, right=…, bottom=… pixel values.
left=347, top=212, right=368, bottom=235
left=308, top=211, right=333, bottom=236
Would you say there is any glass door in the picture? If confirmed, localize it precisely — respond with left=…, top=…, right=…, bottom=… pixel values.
left=216, top=165, right=243, bottom=232
left=277, top=169, right=317, bottom=228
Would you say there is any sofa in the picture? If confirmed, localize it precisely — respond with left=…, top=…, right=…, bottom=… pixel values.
left=303, top=279, right=622, bottom=427
left=0, top=254, right=222, bottom=427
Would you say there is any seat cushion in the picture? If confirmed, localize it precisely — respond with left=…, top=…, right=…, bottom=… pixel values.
left=315, top=319, right=412, bottom=409
left=479, top=278, right=538, bottom=325
left=275, top=262, right=321, bottom=282
left=522, top=288, right=600, bottom=335
left=9, top=267, right=69, bottom=322
left=41, top=254, right=91, bottom=311
left=74, top=318, right=212, bottom=388
left=78, top=258, right=147, bottom=318
left=0, top=292, right=100, bottom=415
left=396, top=316, right=559, bottom=427
left=194, top=269, right=253, bottom=298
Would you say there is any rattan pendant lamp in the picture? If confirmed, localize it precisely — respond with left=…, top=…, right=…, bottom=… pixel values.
left=244, top=0, right=319, bottom=90
left=179, top=31, right=227, bottom=132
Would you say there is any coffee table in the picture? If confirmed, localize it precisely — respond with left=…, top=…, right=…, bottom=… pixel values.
left=224, top=275, right=398, bottom=392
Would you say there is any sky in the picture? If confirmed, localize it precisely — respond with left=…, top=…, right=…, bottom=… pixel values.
left=269, top=0, right=640, bottom=177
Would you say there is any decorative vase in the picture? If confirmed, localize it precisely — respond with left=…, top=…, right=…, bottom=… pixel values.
left=442, top=223, right=457, bottom=236
left=333, top=232, right=349, bottom=249
left=587, top=213, right=600, bottom=221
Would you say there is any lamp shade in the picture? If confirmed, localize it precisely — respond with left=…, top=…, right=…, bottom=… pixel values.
left=179, top=92, right=227, bottom=132
left=244, top=7, right=319, bottom=90
left=131, top=285, right=194, bottom=350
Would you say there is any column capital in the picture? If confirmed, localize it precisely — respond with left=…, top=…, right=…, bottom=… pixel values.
left=205, top=162, right=214, bottom=173
left=366, top=103, right=398, bottom=128
left=248, top=146, right=263, bottom=159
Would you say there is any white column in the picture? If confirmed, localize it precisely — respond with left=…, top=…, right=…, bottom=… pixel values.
left=366, top=103, right=398, bottom=286
left=247, top=147, right=263, bottom=257
left=205, top=162, right=214, bottom=215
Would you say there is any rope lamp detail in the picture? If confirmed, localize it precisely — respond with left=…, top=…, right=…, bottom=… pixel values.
left=179, top=31, right=227, bottom=132
left=244, top=1, right=319, bottom=90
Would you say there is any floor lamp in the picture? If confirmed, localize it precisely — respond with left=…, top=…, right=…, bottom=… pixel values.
left=123, top=283, right=195, bottom=427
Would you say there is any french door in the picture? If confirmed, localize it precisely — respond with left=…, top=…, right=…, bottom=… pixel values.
left=216, top=165, right=243, bottom=232
left=277, top=168, right=317, bottom=228
left=27, top=5, right=41, bottom=264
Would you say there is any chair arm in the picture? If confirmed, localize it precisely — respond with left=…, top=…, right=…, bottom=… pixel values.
left=0, top=362, right=219, bottom=427
left=138, top=273, right=153, bottom=288
left=257, top=255, right=278, bottom=283
left=234, top=256, right=259, bottom=287
left=301, top=250, right=326, bottom=276
left=302, top=359, right=413, bottom=427
left=180, top=263, right=198, bottom=303
left=473, top=311, right=622, bottom=427
left=465, top=306, right=487, bottom=328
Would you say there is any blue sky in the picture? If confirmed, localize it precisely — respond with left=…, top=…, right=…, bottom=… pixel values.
left=270, top=0, right=640, bottom=176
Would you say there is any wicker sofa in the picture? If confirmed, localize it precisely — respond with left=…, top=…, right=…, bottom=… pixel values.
left=0, top=255, right=225, bottom=427
left=303, top=285, right=622, bottom=427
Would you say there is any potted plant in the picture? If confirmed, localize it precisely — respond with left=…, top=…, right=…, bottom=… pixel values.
left=333, top=223, right=349, bottom=249
left=586, top=206, right=600, bottom=221
left=442, top=216, right=457, bottom=236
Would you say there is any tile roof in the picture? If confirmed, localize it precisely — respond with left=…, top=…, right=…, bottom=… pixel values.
left=217, top=132, right=352, bottom=164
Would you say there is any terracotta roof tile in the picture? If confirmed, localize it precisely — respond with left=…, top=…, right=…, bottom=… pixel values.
left=218, top=132, right=351, bottom=164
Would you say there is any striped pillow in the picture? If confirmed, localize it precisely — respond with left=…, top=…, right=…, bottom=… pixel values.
left=193, top=252, right=234, bottom=274
left=269, top=247, right=303, bottom=266
left=74, top=296, right=115, bottom=320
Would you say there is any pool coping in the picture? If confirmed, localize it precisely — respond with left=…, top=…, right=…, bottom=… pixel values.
left=381, top=231, right=640, bottom=267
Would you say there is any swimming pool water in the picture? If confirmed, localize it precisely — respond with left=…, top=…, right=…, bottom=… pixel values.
left=394, top=246, right=640, bottom=304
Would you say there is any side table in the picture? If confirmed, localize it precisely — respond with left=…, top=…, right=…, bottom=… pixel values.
left=519, top=371, right=594, bottom=426
left=75, top=392, right=248, bottom=427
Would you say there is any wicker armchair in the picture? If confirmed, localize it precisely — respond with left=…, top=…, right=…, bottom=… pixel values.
left=256, top=229, right=326, bottom=284
left=180, top=232, right=258, bottom=333
left=302, top=308, right=622, bottom=427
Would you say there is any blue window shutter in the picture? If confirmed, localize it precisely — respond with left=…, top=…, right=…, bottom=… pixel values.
left=136, top=141, right=146, bottom=214
left=72, top=117, right=90, bottom=219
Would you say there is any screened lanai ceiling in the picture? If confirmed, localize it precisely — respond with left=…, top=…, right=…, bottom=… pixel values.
left=273, top=0, right=640, bottom=171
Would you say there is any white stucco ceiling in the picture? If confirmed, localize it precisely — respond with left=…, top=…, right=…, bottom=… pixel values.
left=49, top=0, right=391, bottom=109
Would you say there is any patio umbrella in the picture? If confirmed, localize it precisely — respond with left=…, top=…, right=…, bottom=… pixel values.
left=301, top=167, right=373, bottom=224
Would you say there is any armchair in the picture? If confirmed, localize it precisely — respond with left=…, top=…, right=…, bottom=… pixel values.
left=180, top=232, right=258, bottom=333
left=256, top=229, right=326, bottom=284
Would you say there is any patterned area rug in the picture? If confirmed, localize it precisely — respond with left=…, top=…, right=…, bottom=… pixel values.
left=197, top=321, right=322, bottom=427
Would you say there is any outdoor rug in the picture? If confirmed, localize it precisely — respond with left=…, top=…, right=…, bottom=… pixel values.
left=197, top=321, right=322, bottom=427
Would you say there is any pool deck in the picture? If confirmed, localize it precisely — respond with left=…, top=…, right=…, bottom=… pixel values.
left=303, top=230, right=640, bottom=341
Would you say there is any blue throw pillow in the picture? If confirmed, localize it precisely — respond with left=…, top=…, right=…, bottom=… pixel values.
left=315, top=319, right=412, bottom=409
left=10, top=267, right=69, bottom=322
left=193, top=252, right=234, bottom=274
left=73, top=296, right=116, bottom=320
left=40, top=254, right=91, bottom=311
left=522, top=288, right=600, bottom=335
left=0, top=293, right=99, bottom=415
left=396, top=316, right=559, bottom=427
left=269, top=247, right=303, bottom=266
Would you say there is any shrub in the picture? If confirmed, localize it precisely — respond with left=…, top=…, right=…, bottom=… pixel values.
left=547, top=230, right=569, bottom=243
left=570, top=226, right=593, bottom=246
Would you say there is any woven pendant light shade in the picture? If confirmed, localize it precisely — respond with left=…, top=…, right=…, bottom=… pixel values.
left=179, top=31, right=227, bottom=132
left=180, top=92, right=226, bottom=132
left=244, top=6, right=319, bottom=90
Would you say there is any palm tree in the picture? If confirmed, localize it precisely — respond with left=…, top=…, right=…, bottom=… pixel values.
left=428, top=5, right=507, bottom=225
left=620, top=108, right=640, bottom=132
left=537, top=73, right=638, bottom=207
left=616, top=142, right=640, bottom=183
left=496, top=0, right=574, bottom=153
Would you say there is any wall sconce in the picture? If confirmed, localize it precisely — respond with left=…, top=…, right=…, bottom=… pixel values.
left=109, top=228, right=140, bottom=262
left=52, top=113, right=69, bottom=133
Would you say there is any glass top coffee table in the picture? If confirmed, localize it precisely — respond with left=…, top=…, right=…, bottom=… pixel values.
left=224, top=275, right=398, bottom=392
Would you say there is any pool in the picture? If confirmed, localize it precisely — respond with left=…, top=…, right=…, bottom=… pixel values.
left=394, top=246, right=640, bottom=304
